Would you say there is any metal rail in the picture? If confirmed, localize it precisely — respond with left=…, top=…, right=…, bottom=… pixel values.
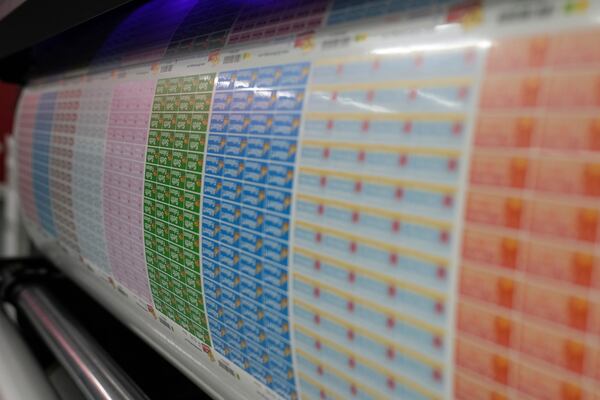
left=15, top=285, right=149, bottom=400
left=0, top=309, right=59, bottom=400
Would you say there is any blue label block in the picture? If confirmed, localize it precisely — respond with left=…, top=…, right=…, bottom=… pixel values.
left=247, top=113, right=271, bottom=135
left=252, top=89, right=275, bottom=111
left=202, top=196, right=220, bottom=219
left=216, top=72, right=234, bottom=90
left=212, top=92, right=231, bottom=111
left=204, top=155, right=223, bottom=176
left=219, top=201, right=240, bottom=224
left=280, top=62, right=310, bottom=86
left=202, top=218, right=219, bottom=239
left=202, top=259, right=220, bottom=282
left=263, top=286, right=287, bottom=314
left=266, top=164, right=293, bottom=189
left=219, top=267, right=239, bottom=290
left=209, top=113, right=228, bottom=132
left=263, top=310, right=289, bottom=339
left=246, top=137, right=270, bottom=160
left=270, top=139, right=297, bottom=163
left=256, top=66, right=280, bottom=88
left=201, top=238, right=219, bottom=260
left=240, top=299, right=264, bottom=325
left=263, top=214, right=289, bottom=240
left=275, top=89, right=304, bottom=111
left=263, top=238, right=288, bottom=266
left=227, top=113, right=247, bottom=134
left=223, top=157, right=244, bottom=180
left=239, top=253, right=262, bottom=280
left=220, top=286, right=241, bottom=310
left=231, top=90, right=254, bottom=111
left=265, top=189, right=291, bottom=214
left=219, top=245, right=236, bottom=268
left=263, top=262, right=287, bottom=290
left=241, top=318, right=264, bottom=344
left=241, top=183, right=265, bottom=208
left=219, top=224, right=238, bottom=246
left=239, top=230, right=262, bottom=255
left=207, top=134, right=226, bottom=154
left=234, top=68, right=257, bottom=89
left=240, top=207, right=263, bottom=232
left=242, top=160, right=267, bottom=184
left=203, top=278, right=220, bottom=301
left=271, top=114, right=300, bottom=137
left=240, top=278, right=263, bottom=302
left=221, top=179, right=242, bottom=202
left=203, top=176, right=222, bottom=197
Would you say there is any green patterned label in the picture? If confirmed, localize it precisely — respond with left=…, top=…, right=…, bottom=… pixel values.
left=143, top=74, right=214, bottom=344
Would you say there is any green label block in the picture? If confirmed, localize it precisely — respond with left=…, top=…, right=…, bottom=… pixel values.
left=143, top=74, right=215, bottom=344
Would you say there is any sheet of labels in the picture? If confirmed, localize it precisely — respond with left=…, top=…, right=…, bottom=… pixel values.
left=14, top=1, right=600, bottom=399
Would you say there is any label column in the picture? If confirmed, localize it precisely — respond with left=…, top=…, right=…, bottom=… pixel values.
left=292, top=47, right=485, bottom=400
left=143, top=74, right=214, bottom=344
left=201, top=63, right=309, bottom=400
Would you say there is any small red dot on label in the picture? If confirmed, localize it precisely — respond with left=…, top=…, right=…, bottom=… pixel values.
left=354, top=181, right=362, bottom=193
left=347, top=329, right=354, bottom=341
left=348, top=271, right=356, bottom=283
left=386, top=317, right=395, bottom=329
left=435, top=301, right=444, bottom=314
left=388, top=285, right=396, bottom=297
left=395, top=187, right=404, bottom=199
left=440, top=231, right=449, bottom=243
left=386, top=346, right=395, bottom=359
left=347, top=301, right=354, bottom=312
left=437, top=267, right=447, bottom=280
left=399, top=154, right=408, bottom=166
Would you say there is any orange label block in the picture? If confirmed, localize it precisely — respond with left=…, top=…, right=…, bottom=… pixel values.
left=525, top=242, right=595, bottom=287
left=463, top=228, right=522, bottom=269
left=460, top=265, right=518, bottom=309
left=466, top=192, right=528, bottom=229
left=529, top=200, right=599, bottom=243
left=470, top=154, right=530, bottom=189
left=475, top=116, right=537, bottom=149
